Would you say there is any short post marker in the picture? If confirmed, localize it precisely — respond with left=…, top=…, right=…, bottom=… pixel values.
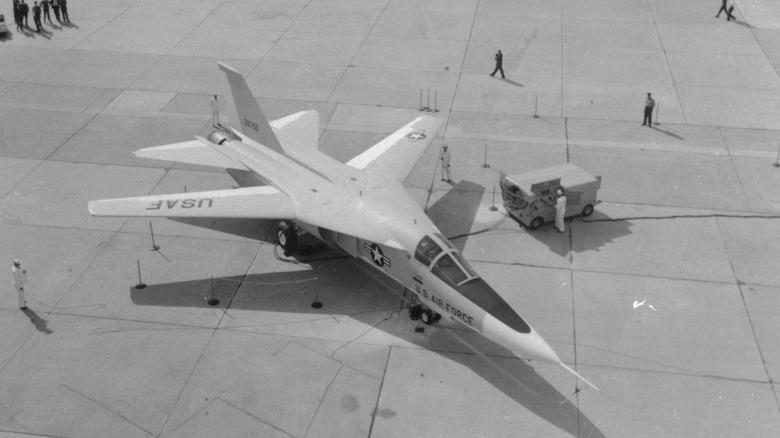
left=489, top=186, right=499, bottom=212
left=482, top=144, right=490, bottom=168
left=773, top=143, right=780, bottom=168
left=419, top=89, right=424, bottom=111
left=425, top=89, right=432, bottom=112
left=654, top=102, right=661, bottom=126
left=312, top=290, right=323, bottom=309
left=533, top=95, right=540, bottom=118
left=149, top=221, right=160, bottom=251
left=433, top=90, right=439, bottom=113
left=207, top=276, right=219, bottom=306
left=135, top=259, right=146, bottom=289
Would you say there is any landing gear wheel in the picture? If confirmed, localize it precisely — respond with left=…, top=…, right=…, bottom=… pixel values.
left=433, top=312, right=442, bottom=322
left=409, top=305, right=422, bottom=321
left=529, top=217, right=544, bottom=230
left=277, top=222, right=298, bottom=256
left=581, top=204, right=594, bottom=217
left=421, top=309, right=434, bottom=325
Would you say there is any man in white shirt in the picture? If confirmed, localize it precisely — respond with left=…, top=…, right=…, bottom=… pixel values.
left=555, top=190, right=567, bottom=233
left=440, top=144, right=451, bottom=182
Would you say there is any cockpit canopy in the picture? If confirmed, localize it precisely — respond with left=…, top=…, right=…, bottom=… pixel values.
left=414, top=234, right=477, bottom=287
left=414, top=233, right=531, bottom=334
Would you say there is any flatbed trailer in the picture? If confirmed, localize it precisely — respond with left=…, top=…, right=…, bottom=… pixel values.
left=499, top=163, right=601, bottom=230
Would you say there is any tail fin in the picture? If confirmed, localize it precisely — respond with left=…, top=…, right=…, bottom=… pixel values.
left=218, top=62, right=285, bottom=155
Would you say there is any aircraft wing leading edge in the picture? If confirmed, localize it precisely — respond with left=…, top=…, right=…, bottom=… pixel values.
left=347, top=116, right=444, bottom=182
left=88, top=186, right=296, bottom=219
left=133, top=139, right=248, bottom=170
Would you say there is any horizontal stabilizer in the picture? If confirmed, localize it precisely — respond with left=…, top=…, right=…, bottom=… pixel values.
left=347, top=115, right=444, bottom=182
left=133, top=139, right=247, bottom=170
left=271, top=110, right=319, bottom=152
left=88, top=186, right=295, bottom=219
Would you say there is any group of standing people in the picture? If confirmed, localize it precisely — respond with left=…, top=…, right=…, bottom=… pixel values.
left=12, top=0, right=69, bottom=33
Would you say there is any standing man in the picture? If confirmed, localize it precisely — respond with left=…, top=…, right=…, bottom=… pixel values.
left=555, top=189, right=567, bottom=233
left=20, top=0, right=29, bottom=28
left=32, top=1, right=41, bottom=32
left=440, top=144, right=451, bottom=182
left=41, top=0, right=51, bottom=24
left=210, top=94, right=220, bottom=127
left=59, top=0, right=67, bottom=22
left=51, top=0, right=59, bottom=22
left=490, top=49, right=505, bottom=79
left=14, top=0, right=23, bottom=31
left=12, top=259, right=27, bottom=310
left=642, top=92, right=655, bottom=126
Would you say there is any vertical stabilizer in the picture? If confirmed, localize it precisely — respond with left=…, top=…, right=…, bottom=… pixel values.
left=218, top=62, right=285, bottom=155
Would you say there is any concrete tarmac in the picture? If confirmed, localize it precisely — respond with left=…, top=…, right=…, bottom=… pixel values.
left=1, top=0, right=780, bottom=436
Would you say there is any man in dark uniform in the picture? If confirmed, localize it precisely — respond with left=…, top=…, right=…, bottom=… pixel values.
left=14, top=0, right=23, bottom=31
left=50, top=0, right=59, bottom=21
left=20, top=0, right=29, bottom=28
left=32, top=0, right=41, bottom=31
left=490, top=49, right=505, bottom=78
left=642, top=92, right=655, bottom=126
left=715, top=0, right=734, bottom=20
left=41, top=0, right=50, bottom=23
left=59, top=0, right=68, bottom=22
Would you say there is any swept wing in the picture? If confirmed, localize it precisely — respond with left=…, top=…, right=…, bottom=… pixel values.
left=88, top=186, right=295, bottom=219
left=347, top=116, right=444, bottom=182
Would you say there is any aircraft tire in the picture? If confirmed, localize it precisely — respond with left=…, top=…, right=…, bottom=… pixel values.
left=409, top=305, right=422, bottom=321
left=421, top=310, right=433, bottom=325
left=433, top=312, right=442, bottom=322
left=530, top=217, right=544, bottom=230
left=277, top=222, right=297, bottom=256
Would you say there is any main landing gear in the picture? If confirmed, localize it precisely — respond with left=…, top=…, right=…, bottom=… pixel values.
left=409, top=304, right=441, bottom=325
left=276, top=221, right=298, bottom=256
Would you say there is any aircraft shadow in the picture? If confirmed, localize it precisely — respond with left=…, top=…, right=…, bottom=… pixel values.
left=130, top=250, right=605, bottom=438
left=170, top=217, right=279, bottom=243
left=425, top=180, right=486, bottom=252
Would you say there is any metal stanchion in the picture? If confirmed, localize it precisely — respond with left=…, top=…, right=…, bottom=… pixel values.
left=654, top=102, right=660, bottom=125
left=149, top=221, right=160, bottom=251
left=489, top=186, right=498, bottom=211
left=482, top=144, right=490, bottom=168
left=773, top=143, right=780, bottom=168
left=533, top=95, right=540, bottom=118
left=207, top=276, right=219, bottom=306
left=135, top=259, right=146, bottom=289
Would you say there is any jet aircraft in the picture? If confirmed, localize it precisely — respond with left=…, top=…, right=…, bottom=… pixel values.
left=88, top=62, right=597, bottom=391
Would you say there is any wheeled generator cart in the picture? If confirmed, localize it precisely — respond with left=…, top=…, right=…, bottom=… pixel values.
left=499, top=163, right=601, bottom=230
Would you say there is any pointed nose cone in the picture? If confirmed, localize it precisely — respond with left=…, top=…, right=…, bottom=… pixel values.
left=511, top=328, right=561, bottom=364
left=482, top=314, right=561, bottom=364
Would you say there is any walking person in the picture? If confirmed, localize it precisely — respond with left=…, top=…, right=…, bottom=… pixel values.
left=59, top=0, right=67, bottom=22
left=41, top=0, right=50, bottom=23
left=715, top=0, right=734, bottom=20
left=642, top=92, right=655, bottom=126
left=727, top=0, right=736, bottom=21
left=12, top=259, right=27, bottom=310
left=32, top=1, right=41, bottom=32
left=490, top=49, right=505, bottom=79
left=555, top=190, right=567, bottom=233
left=440, top=144, right=451, bottom=182
left=50, top=0, right=59, bottom=21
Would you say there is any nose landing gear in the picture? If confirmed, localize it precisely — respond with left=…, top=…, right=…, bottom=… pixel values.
left=409, top=304, right=441, bottom=325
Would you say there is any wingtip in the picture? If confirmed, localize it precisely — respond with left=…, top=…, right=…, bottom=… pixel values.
left=217, top=61, right=239, bottom=75
left=559, top=362, right=600, bottom=392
